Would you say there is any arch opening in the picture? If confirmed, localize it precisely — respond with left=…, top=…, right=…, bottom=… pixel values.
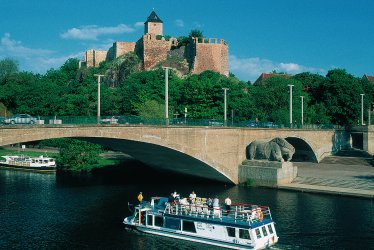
left=285, top=137, right=317, bottom=163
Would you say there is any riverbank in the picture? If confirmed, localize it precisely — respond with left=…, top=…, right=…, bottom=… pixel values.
left=279, top=155, right=374, bottom=199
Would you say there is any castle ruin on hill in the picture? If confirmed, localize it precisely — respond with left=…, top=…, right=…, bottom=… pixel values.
left=82, top=11, right=229, bottom=76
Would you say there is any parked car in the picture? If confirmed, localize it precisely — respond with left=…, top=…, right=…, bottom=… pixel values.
left=247, top=120, right=258, bottom=127
left=100, top=116, right=119, bottom=124
left=0, top=116, right=4, bottom=124
left=3, top=114, right=37, bottom=124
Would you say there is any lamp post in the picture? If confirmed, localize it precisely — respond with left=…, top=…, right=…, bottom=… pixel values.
left=300, top=96, right=304, bottom=127
left=94, top=74, right=104, bottom=124
left=222, top=88, right=229, bottom=126
left=288, top=84, right=294, bottom=128
left=360, top=93, right=365, bottom=125
left=163, top=67, right=172, bottom=126
left=184, top=107, right=187, bottom=124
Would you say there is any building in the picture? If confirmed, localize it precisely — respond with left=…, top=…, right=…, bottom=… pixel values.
left=82, top=11, right=229, bottom=77
left=253, top=73, right=291, bottom=85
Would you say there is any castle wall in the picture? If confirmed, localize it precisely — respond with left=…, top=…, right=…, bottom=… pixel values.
left=84, top=49, right=108, bottom=67
left=107, top=42, right=136, bottom=60
left=141, top=34, right=171, bottom=70
left=192, top=38, right=229, bottom=76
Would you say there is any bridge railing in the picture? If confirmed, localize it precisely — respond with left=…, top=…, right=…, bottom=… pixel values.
left=0, top=115, right=346, bottom=130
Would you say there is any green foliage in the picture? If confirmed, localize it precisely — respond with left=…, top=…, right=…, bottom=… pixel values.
left=251, top=76, right=304, bottom=124
left=57, top=138, right=104, bottom=172
left=0, top=55, right=372, bottom=127
left=322, top=69, right=364, bottom=125
left=189, top=29, right=204, bottom=38
left=135, top=99, right=165, bottom=119
left=0, top=58, right=19, bottom=80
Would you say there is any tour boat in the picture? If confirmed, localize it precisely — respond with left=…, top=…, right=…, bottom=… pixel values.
left=123, top=196, right=278, bottom=249
left=0, top=155, right=56, bottom=170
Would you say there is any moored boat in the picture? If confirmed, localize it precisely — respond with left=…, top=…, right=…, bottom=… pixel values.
left=0, top=155, right=56, bottom=170
left=123, top=196, right=278, bottom=249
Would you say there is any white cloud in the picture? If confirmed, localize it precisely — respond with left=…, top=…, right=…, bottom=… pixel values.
left=0, top=33, right=81, bottom=73
left=60, top=24, right=135, bottom=40
left=175, top=19, right=184, bottom=27
left=0, top=33, right=53, bottom=58
left=229, top=55, right=326, bottom=82
left=134, top=22, right=144, bottom=28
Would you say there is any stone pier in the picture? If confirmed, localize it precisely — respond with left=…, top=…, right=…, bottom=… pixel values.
left=239, top=160, right=298, bottom=187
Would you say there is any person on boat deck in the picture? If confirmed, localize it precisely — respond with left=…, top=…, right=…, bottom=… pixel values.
left=137, top=192, right=143, bottom=204
left=189, top=191, right=196, bottom=204
left=169, top=193, right=176, bottom=204
left=207, top=198, right=213, bottom=209
left=213, top=197, right=219, bottom=208
left=224, top=197, right=232, bottom=213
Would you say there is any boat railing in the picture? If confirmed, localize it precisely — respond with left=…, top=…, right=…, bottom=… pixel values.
left=162, top=199, right=272, bottom=225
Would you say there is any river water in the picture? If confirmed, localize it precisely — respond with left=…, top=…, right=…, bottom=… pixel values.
left=1, top=164, right=373, bottom=250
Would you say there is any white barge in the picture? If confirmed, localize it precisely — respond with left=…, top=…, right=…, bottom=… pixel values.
left=123, top=196, right=278, bottom=249
left=0, top=155, right=56, bottom=170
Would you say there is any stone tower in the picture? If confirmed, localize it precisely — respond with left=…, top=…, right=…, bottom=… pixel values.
left=144, top=11, right=163, bottom=35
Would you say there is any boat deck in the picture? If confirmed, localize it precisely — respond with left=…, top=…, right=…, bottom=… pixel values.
left=139, top=197, right=273, bottom=228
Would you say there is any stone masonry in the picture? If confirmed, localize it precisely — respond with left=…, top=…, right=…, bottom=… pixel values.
left=82, top=11, right=229, bottom=76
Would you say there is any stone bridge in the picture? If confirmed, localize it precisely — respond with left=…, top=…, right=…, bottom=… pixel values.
left=0, top=125, right=356, bottom=184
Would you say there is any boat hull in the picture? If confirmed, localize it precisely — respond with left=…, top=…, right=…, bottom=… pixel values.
left=0, top=163, right=56, bottom=171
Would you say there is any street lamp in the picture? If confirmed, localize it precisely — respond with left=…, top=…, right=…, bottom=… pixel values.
left=222, top=88, right=229, bottom=126
left=94, top=74, right=104, bottom=124
left=163, top=67, right=172, bottom=126
left=300, top=96, right=304, bottom=127
left=288, top=84, right=294, bottom=128
left=361, top=93, right=365, bottom=125
left=184, top=107, right=187, bottom=124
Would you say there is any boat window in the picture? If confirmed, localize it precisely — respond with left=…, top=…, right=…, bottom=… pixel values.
left=164, top=217, right=180, bottom=230
left=147, top=215, right=153, bottom=226
left=261, top=226, right=268, bottom=237
left=267, top=224, right=274, bottom=234
left=141, top=211, right=146, bottom=225
left=154, top=216, right=163, bottom=227
left=239, top=229, right=251, bottom=240
left=255, top=228, right=262, bottom=239
left=226, top=227, right=236, bottom=237
left=182, top=220, right=196, bottom=233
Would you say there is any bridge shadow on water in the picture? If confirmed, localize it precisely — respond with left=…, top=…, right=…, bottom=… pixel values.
left=56, top=159, right=225, bottom=188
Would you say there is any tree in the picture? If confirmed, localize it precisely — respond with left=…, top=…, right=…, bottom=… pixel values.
left=0, top=58, right=18, bottom=80
left=251, top=76, right=304, bottom=125
left=57, top=139, right=103, bottom=172
left=322, top=69, right=364, bottom=125
left=189, top=29, right=204, bottom=38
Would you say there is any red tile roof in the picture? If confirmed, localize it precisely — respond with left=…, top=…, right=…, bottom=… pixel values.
left=363, top=74, right=374, bottom=84
left=253, top=73, right=291, bottom=85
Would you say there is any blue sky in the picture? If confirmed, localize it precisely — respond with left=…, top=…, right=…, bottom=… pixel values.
left=1, top=0, right=373, bottom=82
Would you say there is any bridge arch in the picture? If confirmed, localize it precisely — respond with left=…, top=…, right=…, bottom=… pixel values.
left=285, top=136, right=318, bottom=162
left=81, top=137, right=233, bottom=183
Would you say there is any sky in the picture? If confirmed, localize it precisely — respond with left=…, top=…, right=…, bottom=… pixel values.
left=1, top=0, right=373, bottom=82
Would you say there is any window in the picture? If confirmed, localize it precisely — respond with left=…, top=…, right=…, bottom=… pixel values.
left=154, top=216, right=163, bottom=227
left=267, top=224, right=274, bottom=234
left=226, top=227, right=236, bottom=237
left=255, top=228, right=262, bottom=239
left=164, top=217, right=180, bottom=230
left=147, top=215, right=153, bottom=226
left=182, top=220, right=196, bottom=233
left=239, top=229, right=251, bottom=240
left=261, top=226, right=268, bottom=237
